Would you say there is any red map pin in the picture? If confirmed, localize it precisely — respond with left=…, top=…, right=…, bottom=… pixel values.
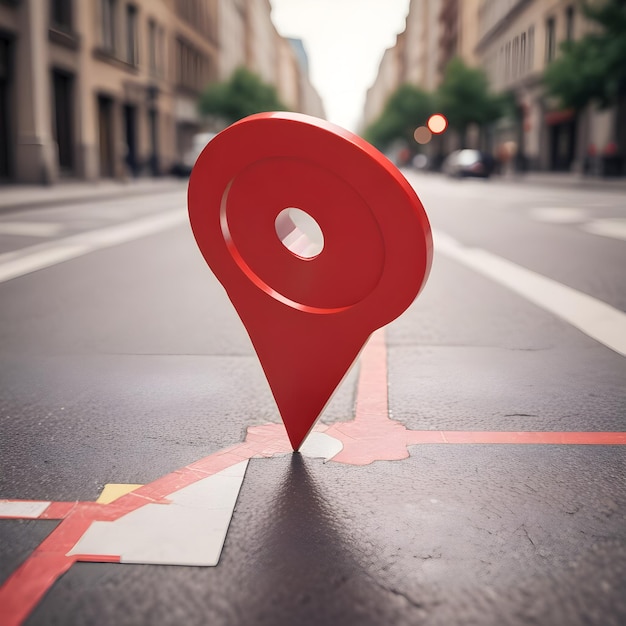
left=188, top=112, right=432, bottom=450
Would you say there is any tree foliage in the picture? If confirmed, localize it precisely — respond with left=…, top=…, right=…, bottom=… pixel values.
left=544, top=0, right=626, bottom=110
left=198, top=67, right=289, bottom=124
left=363, top=84, right=433, bottom=150
left=436, top=57, right=506, bottom=137
left=363, top=59, right=507, bottom=151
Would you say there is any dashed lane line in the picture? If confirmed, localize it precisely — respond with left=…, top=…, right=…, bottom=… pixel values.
left=0, top=208, right=187, bottom=284
left=529, top=207, right=589, bottom=223
left=528, top=208, right=626, bottom=241
left=581, top=218, right=626, bottom=242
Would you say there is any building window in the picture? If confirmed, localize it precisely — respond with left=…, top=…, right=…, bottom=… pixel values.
left=565, top=5, right=575, bottom=41
left=528, top=25, right=535, bottom=70
left=176, top=37, right=208, bottom=92
left=545, top=17, right=556, bottom=63
left=148, top=19, right=157, bottom=75
left=50, top=0, right=72, bottom=31
left=52, top=69, right=74, bottom=171
left=158, top=26, right=166, bottom=77
left=0, top=37, right=11, bottom=179
left=97, top=95, right=115, bottom=177
left=148, top=20, right=166, bottom=78
left=175, top=0, right=216, bottom=42
left=125, top=4, right=138, bottom=66
left=520, top=32, right=527, bottom=74
left=504, top=41, right=511, bottom=82
left=101, top=0, right=116, bottom=54
left=512, top=36, right=519, bottom=78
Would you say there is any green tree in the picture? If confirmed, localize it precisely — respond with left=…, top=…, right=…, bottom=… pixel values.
left=543, top=0, right=626, bottom=110
left=198, top=67, right=289, bottom=124
left=364, top=84, right=433, bottom=151
left=436, top=57, right=506, bottom=147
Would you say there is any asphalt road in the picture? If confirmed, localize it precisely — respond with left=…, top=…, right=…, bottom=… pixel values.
left=0, top=173, right=625, bottom=625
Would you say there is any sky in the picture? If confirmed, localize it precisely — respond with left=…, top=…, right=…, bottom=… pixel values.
left=270, top=0, right=411, bottom=132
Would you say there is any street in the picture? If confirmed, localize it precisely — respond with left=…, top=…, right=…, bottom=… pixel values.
left=0, top=173, right=625, bottom=625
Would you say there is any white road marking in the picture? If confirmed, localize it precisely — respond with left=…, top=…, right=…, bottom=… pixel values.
left=529, top=207, right=589, bottom=223
left=582, top=218, right=626, bottom=242
left=0, top=245, right=90, bottom=283
left=65, top=433, right=343, bottom=567
left=0, top=208, right=186, bottom=284
left=0, top=222, right=65, bottom=237
left=298, top=432, right=343, bottom=460
left=528, top=208, right=626, bottom=241
left=68, top=460, right=248, bottom=567
left=434, top=229, right=626, bottom=356
left=0, top=500, right=50, bottom=518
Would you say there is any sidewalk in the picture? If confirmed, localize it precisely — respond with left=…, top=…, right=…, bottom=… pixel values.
left=1, top=170, right=623, bottom=215
left=495, top=170, right=626, bottom=192
left=0, top=177, right=188, bottom=213
left=405, top=167, right=626, bottom=194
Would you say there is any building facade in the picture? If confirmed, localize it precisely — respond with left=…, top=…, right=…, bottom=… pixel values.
left=362, top=0, right=443, bottom=129
left=476, top=0, right=621, bottom=172
left=363, top=0, right=623, bottom=174
left=171, top=0, right=219, bottom=163
left=287, top=38, right=325, bottom=120
left=276, top=34, right=299, bottom=111
left=243, top=0, right=276, bottom=86
left=0, top=0, right=324, bottom=184
left=362, top=41, right=402, bottom=128
left=217, top=0, right=246, bottom=80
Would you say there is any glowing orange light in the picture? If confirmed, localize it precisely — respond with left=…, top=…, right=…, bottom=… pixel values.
left=413, top=126, right=432, bottom=145
left=427, top=114, right=448, bottom=134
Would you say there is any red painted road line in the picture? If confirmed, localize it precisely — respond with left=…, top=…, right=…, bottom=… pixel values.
left=1, top=328, right=625, bottom=625
left=406, top=430, right=626, bottom=445
left=0, top=441, right=291, bottom=625
left=327, top=330, right=414, bottom=465
left=328, top=329, right=626, bottom=464
left=41, top=502, right=79, bottom=519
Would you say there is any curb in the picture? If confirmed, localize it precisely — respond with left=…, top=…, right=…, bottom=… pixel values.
left=403, top=169, right=626, bottom=193
left=0, top=179, right=188, bottom=214
left=493, top=174, right=626, bottom=193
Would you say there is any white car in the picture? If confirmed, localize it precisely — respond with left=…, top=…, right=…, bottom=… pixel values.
left=442, top=149, right=494, bottom=178
left=173, top=132, right=217, bottom=177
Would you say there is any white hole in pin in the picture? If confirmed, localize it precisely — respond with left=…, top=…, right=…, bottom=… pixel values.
left=275, top=207, right=324, bottom=259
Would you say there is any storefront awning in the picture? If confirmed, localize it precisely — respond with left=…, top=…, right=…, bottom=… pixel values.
left=544, top=108, right=575, bottom=125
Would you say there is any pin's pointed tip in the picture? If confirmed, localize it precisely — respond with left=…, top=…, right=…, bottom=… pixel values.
left=289, top=437, right=304, bottom=453
left=286, top=428, right=308, bottom=453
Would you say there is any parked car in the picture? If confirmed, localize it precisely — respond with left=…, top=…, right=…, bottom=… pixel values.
left=412, top=153, right=429, bottom=170
left=442, top=149, right=495, bottom=178
left=171, top=131, right=217, bottom=177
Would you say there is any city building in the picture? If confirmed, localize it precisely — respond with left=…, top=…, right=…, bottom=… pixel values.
left=287, top=38, right=325, bottom=120
left=0, top=0, right=324, bottom=185
left=217, top=0, right=246, bottom=81
left=476, top=0, right=622, bottom=173
left=171, top=0, right=219, bottom=165
left=363, top=0, right=623, bottom=174
left=362, top=40, right=403, bottom=128
left=276, top=35, right=299, bottom=111
left=438, top=0, right=459, bottom=76
left=403, top=0, right=426, bottom=86
left=244, top=0, right=276, bottom=87
left=361, top=0, right=442, bottom=130
left=424, top=0, right=443, bottom=91
left=0, top=0, right=180, bottom=183
left=458, top=0, right=480, bottom=67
